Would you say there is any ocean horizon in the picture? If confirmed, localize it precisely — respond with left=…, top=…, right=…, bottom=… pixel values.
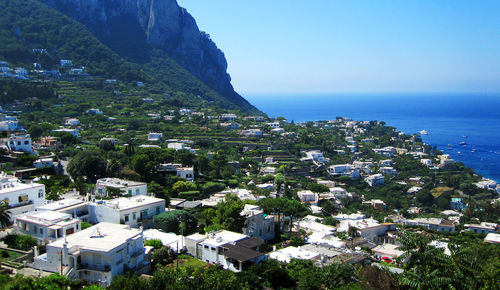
left=245, top=93, right=500, bottom=182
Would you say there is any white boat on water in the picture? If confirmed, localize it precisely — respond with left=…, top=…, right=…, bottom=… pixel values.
left=419, top=130, right=428, bottom=135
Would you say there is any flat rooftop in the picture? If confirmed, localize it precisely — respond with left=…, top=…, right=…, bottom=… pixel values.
left=36, top=199, right=86, bottom=211
left=96, top=178, right=146, bottom=188
left=17, top=211, right=77, bottom=227
left=202, top=230, right=248, bottom=247
left=97, top=195, right=164, bottom=211
left=49, top=222, right=141, bottom=252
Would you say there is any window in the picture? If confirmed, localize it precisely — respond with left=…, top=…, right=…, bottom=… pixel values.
left=124, top=215, right=129, bottom=222
left=128, top=189, right=132, bottom=196
left=156, top=206, right=161, bottom=215
left=132, top=212, right=136, bottom=220
left=38, top=190, right=44, bottom=198
left=268, top=225, right=271, bottom=232
left=140, top=210, right=148, bottom=218
left=204, top=245, right=209, bottom=249
left=39, top=228, right=43, bottom=235
left=17, top=141, right=21, bottom=145
left=211, top=247, right=216, bottom=252
left=136, top=189, right=140, bottom=195
left=98, top=188, right=103, bottom=194
left=19, top=195, right=28, bottom=203
left=24, top=141, right=29, bottom=145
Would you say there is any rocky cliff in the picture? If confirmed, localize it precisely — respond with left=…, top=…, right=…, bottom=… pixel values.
left=38, top=0, right=254, bottom=111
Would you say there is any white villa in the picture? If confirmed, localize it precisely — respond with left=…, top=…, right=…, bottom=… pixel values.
left=327, top=164, right=361, bottom=179
left=241, top=204, right=275, bottom=241
left=365, top=174, right=385, bottom=187
left=0, top=172, right=46, bottom=220
left=34, top=223, right=151, bottom=286
left=157, top=163, right=194, bottom=181
left=90, top=195, right=165, bottom=228
left=36, top=198, right=90, bottom=222
left=14, top=211, right=81, bottom=243
left=95, top=178, right=147, bottom=197
left=147, top=132, right=162, bottom=142
left=185, top=230, right=266, bottom=272
left=6, top=134, right=33, bottom=153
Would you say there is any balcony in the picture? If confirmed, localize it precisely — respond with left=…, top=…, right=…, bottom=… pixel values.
left=78, top=263, right=111, bottom=273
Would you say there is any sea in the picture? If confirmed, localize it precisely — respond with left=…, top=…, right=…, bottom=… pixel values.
left=245, top=93, right=500, bottom=182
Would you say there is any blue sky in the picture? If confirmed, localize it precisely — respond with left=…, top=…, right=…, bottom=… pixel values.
left=178, top=0, right=500, bottom=94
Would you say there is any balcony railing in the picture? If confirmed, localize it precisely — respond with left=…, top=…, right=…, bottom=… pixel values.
left=78, top=263, right=111, bottom=272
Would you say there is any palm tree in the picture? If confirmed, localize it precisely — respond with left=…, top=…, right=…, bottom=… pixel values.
left=0, top=201, right=11, bottom=228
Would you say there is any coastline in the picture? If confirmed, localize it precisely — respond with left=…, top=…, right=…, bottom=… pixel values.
left=246, top=93, right=500, bottom=183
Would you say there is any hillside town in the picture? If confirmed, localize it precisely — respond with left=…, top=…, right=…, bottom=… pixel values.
left=0, top=98, right=498, bottom=287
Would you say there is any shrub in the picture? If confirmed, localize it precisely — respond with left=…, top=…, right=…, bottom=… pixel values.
left=153, top=210, right=197, bottom=235
left=145, top=239, right=163, bottom=249
left=178, top=191, right=200, bottom=200
left=4, top=234, right=37, bottom=251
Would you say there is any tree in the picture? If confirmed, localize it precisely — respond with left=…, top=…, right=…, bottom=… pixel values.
left=153, top=210, right=197, bottom=235
left=307, top=182, right=330, bottom=193
left=259, top=197, right=287, bottom=230
left=283, top=199, right=310, bottom=232
left=172, top=180, right=196, bottom=195
left=0, top=201, right=11, bottom=228
left=174, top=149, right=195, bottom=166
left=148, top=181, right=169, bottom=205
left=67, top=150, right=106, bottom=182
left=416, top=189, right=434, bottom=207
left=213, top=194, right=245, bottom=232
left=209, top=150, right=227, bottom=179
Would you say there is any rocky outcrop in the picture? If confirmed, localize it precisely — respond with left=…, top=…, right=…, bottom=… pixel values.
left=38, top=0, right=254, bottom=111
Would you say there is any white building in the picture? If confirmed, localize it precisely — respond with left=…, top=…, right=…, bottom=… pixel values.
left=372, top=244, right=404, bottom=260
left=338, top=218, right=396, bottom=241
left=33, top=158, right=56, bottom=169
left=269, top=246, right=319, bottom=263
left=365, top=174, right=385, bottom=187
left=300, top=150, right=328, bottom=163
left=95, top=178, right=147, bottom=197
left=65, top=118, right=80, bottom=126
left=240, top=129, right=263, bottom=138
left=241, top=205, right=275, bottom=241
left=220, top=113, right=237, bottom=121
left=464, top=222, right=498, bottom=234
left=143, top=229, right=184, bottom=252
left=147, top=132, right=162, bottom=142
left=87, top=108, right=103, bottom=115
left=6, top=134, right=32, bottom=153
left=403, top=218, right=455, bottom=232
left=484, top=233, right=500, bottom=244
left=34, top=223, right=151, bottom=286
left=90, top=195, right=165, bottom=228
left=185, top=230, right=266, bottom=272
left=157, top=163, right=194, bottom=181
left=379, top=167, right=397, bottom=176
left=36, top=198, right=90, bottom=222
left=328, top=164, right=360, bottom=179
left=373, top=147, right=396, bottom=157
left=0, top=120, right=19, bottom=131
left=0, top=173, right=45, bottom=220
left=261, top=167, right=276, bottom=175
left=297, top=190, right=318, bottom=205
left=15, top=211, right=81, bottom=242
left=52, top=128, right=79, bottom=137
left=420, top=159, right=433, bottom=167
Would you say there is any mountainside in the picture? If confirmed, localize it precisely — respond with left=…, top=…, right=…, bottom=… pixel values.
left=0, top=0, right=259, bottom=113
left=37, top=0, right=254, bottom=112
